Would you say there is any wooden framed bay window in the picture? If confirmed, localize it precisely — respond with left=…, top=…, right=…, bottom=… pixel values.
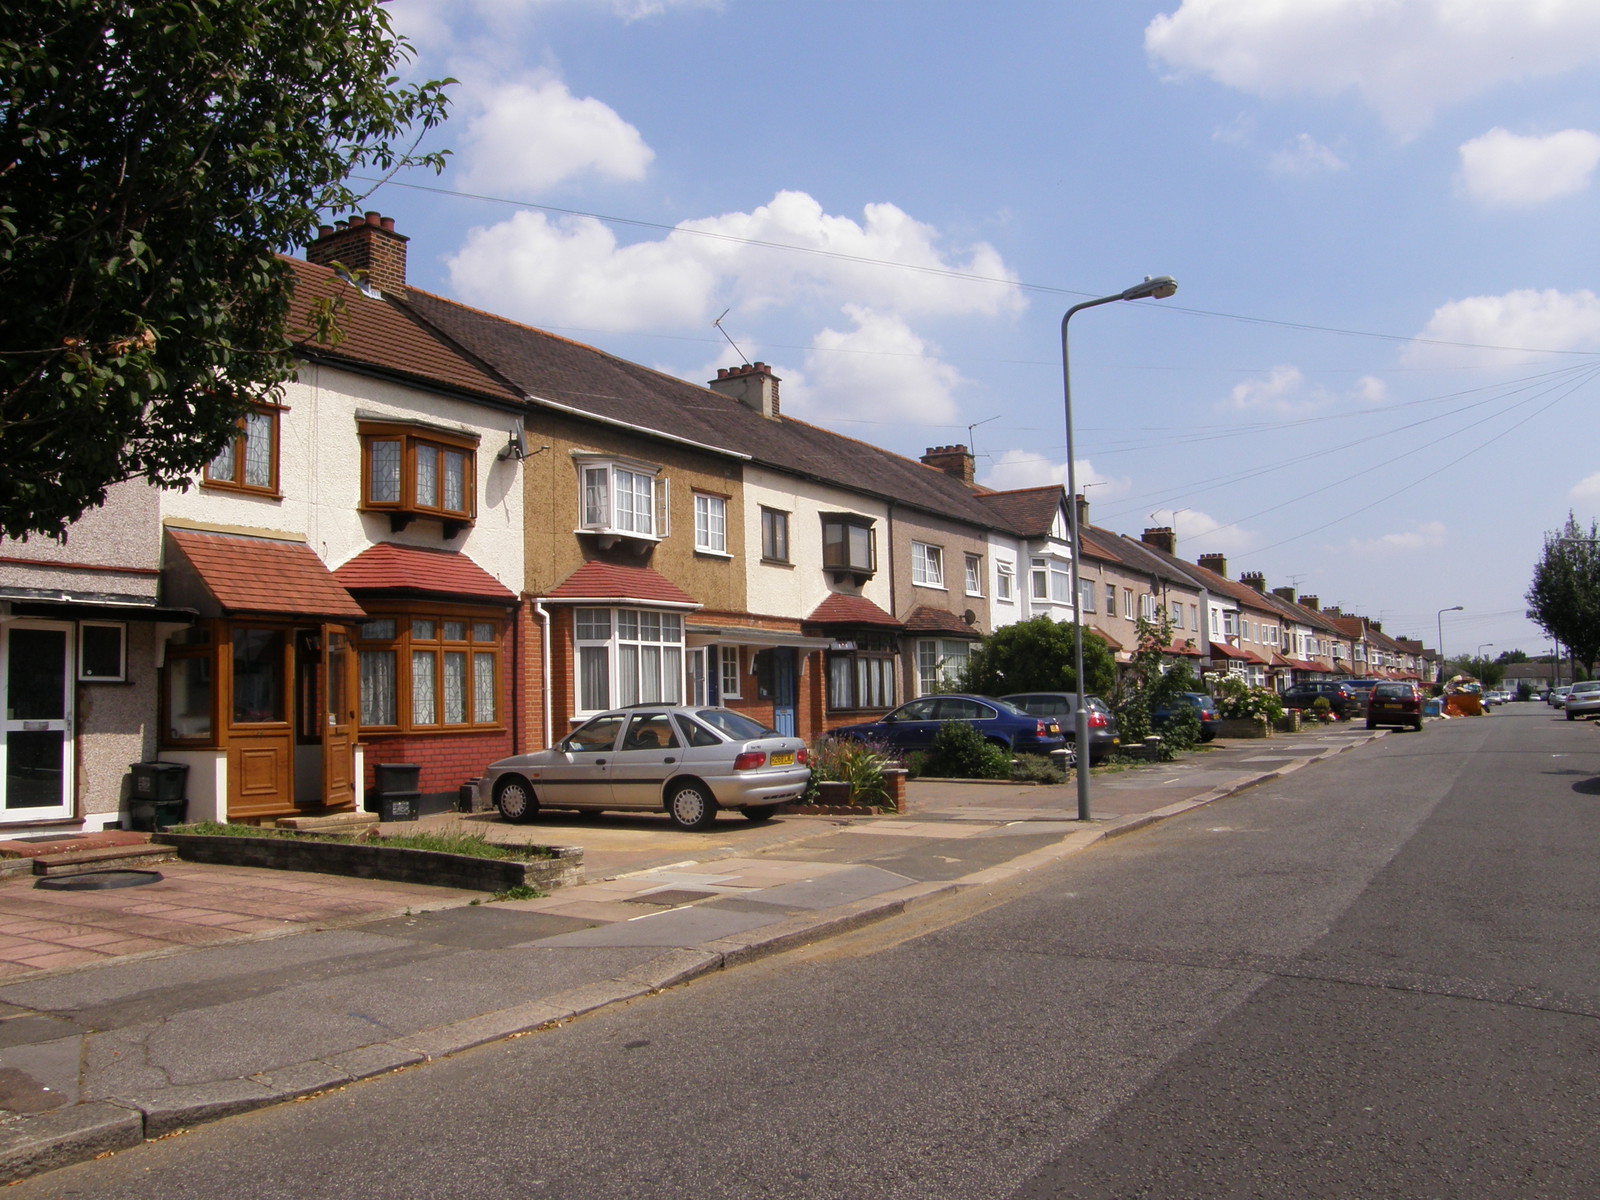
left=355, top=609, right=503, bottom=732
left=359, top=421, right=478, bottom=535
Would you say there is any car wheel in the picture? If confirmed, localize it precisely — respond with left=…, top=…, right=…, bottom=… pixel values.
left=666, top=781, right=718, bottom=831
left=1413, top=718, right=1424, bottom=731
left=1365, top=720, right=1377, bottom=730
left=1567, top=710, right=1576, bottom=721
left=494, top=777, right=538, bottom=824
left=742, top=804, right=778, bottom=822
left=1063, top=741, right=1079, bottom=770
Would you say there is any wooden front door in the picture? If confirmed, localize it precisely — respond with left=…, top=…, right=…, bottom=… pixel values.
left=320, top=624, right=357, bottom=810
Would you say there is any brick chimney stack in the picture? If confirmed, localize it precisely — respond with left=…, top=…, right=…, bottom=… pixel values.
left=1141, top=526, right=1175, bottom=555
left=1272, top=584, right=1298, bottom=603
left=1240, top=571, right=1266, bottom=593
left=306, top=212, right=408, bottom=294
left=1074, top=493, right=1090, bottom=531
left=708, top=362, right=781, bottom=419
left=1301, top=594, right=1320, bottom=611
left=920, top=445, right=975, bottom=484
left=1198, top=553, right=1228, bottom=578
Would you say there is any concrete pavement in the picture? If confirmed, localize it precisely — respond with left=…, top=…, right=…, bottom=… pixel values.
left=0, top=722, right=1384, bottom=1182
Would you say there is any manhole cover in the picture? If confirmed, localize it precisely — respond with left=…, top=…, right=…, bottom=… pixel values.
left=35, top=870, right=163, bottom=891
left=624, top=888, right=716, bottom=907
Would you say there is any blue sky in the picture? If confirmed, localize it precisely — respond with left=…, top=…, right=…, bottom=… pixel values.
left=372, top=0, right=1600, bottom=660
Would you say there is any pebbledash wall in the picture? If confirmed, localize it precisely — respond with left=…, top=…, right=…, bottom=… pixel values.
left=158, top=357, right=527, bottom=806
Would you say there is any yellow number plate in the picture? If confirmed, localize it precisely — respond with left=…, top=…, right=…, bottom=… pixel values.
left=769, top=751, right=796, bottom=766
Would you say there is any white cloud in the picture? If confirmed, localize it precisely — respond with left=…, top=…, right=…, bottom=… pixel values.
left=980, top=451, right=1129, bottom=499
left=1570, top=473, right=1600, bottom=504
left=1268, top=133, right=1346, bottom=176
left=1225, top=366, right=1385, bottom=414
left=1146, top=1, right=1600, bottom=137
left=1406, top=289, right=1600, bottom=367
left=447, top=190, right=1025, bottom=332
left=455, top=79, right=654, bottom=195
left=1458, top=128, right=1600, bottom=208
left=1166, top=508, right=1255, bottom=557
left=1346, top=521, right=1448, bottom=554
left=786, top=307, right=964, bottom=428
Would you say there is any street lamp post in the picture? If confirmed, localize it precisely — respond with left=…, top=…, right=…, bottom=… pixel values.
left=1436, top=605, right=1462, bottom=680
left=1063, top=275, right=1178, bottom=822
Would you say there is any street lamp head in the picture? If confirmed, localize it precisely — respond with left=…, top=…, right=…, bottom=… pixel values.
left=1445, top=605, right=1464, bottom=613
left=1121, top=275, right=1178, bottom=301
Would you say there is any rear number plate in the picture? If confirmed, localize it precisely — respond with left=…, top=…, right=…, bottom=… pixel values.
left=769, top=751, right=795, bottom=766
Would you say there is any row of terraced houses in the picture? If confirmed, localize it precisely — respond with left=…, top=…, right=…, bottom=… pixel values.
left=0, top=216, right=1438, bottom=832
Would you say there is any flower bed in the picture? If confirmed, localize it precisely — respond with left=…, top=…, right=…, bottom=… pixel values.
left=155, top=826, right=584, bottom=892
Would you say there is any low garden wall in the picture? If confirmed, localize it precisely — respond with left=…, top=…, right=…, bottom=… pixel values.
left=155, top=830, right=585, bottom=892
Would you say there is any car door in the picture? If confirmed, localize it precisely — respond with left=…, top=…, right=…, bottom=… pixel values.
left=609, top=711, right=683, bottom=809
left=937, top=697, right=997, bottom=744
left=879, top=698, right=940, bottom=752
left=532, top=713, right=626, bottom=807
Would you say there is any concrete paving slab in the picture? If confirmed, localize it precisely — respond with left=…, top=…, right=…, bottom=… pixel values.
left=0, top=1037, right=80, bottom=1109
left=750, top=864, right=916, bottom=910
left=533, top=904, right=783, bottom=949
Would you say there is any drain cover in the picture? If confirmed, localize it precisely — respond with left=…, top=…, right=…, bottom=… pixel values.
left=624, top=888, right=716, bottom=907
left=35, top=870, right=163, bottom=891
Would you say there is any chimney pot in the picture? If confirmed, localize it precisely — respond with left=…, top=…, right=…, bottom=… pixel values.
left=708, top=362, right=782, bottom=419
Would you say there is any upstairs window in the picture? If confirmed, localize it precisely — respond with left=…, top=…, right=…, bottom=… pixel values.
left=205, top=404, right=281, bottom=496
left=360, top=422, right=477, bottom=534
left=1123, top=588, right=1134, bottom=619
left=912, top=542, right=944, bottom=588
left=995, top=560, right=1014, bottom=602
left=694, top=493, right=728, bottom=554
left=1140, top=593, right=1156, bottom=620
left=1032, top=557, right=1072, bottom=604
left=964, top=553, right=983, bottom=597
left=761, top=507, right=790, bottom=563
left=1076, top=576, right=1096, bottom=612
left=822, top=514, right=876, bottom=578
left=579, top=458, right=668, bottom=540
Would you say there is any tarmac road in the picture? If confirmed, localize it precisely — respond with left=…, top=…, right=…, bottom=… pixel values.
left=14, top=703, right=1596, bottom=1198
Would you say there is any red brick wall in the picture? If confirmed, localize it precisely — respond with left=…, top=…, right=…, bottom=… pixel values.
left=363, top=729, right=511, bottom=796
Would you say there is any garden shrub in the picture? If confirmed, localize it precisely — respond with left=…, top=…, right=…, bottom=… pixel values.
left=1010, top=753, right=1067, bottom=784
left=922, top=720, right=1011, bottom=779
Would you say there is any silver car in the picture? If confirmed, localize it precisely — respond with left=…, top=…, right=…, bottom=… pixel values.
left=477, top=706, right=811, bottom=830
left=1564, top=681, right=1600, bottom=720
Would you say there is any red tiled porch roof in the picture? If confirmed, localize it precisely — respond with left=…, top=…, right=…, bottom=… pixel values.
left=543, top=560, right=699, bottom=608
left=1210, top=640, right=1268, bottom=665
left=1287, top=657, right=1332, bottom=673
left=167, top=529, right=366, bottom=620
left=806, top=592, right=902, bottom=628
left=1159, top=639, right=1204, bottom=657
left=1091, top=626, right=1124, bottom=652
left=334, top=543, right=516, bottom=602
left=903, top=605, right=980, bottom=637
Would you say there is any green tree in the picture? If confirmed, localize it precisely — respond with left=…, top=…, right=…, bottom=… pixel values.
left=1113, top=611, right=1198, bottom=747
left=1525, top=513, right=1600, bottom=674
left=957, top=615, right=1116, bottom=698
left=0, top=0, right=452, bottom=538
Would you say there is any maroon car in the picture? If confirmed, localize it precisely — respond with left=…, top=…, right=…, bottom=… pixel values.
left=1366, top=681, right=1424, bottom=731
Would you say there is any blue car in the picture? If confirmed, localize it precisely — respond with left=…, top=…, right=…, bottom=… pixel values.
left=830, top=694, right=1066, bottom=755
left=1151, top=692, right=1219, bottom=742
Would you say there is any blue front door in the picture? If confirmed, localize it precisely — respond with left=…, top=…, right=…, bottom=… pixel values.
left=772, top=648, right=796, bottom=737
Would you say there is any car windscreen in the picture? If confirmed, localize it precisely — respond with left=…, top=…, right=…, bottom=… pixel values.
left=693, top=708, right=778, bottom=741
left=1373, top=683, right=1410, bottom=698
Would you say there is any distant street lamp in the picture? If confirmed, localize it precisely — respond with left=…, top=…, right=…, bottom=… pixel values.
left=1477, top=643, right=1494, bottom=660
left=1436, top=605, right=1462, bottom=679
left=1063, top=275, right=1178, bottom=822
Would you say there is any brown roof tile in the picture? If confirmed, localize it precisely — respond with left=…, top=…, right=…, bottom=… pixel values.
left=167, top=530, right=366, bottom=620
left=543, top=561, right=699, bottom=607
left=805, top=593, right=902, bottom=628
left=903, top=605, right=980, bottom=637
left=333, top=543, right=516, bottom=602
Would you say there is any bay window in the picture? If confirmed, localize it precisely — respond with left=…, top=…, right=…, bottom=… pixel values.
left=579, top=458, right=667, bottom=540
left=360, top=422, right=477, bottom=533
left=356, top=612, right=501, bottom=731
left=573, top=607, right=684, bottom=714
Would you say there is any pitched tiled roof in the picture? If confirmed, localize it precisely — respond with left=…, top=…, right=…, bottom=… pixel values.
left=283, top=260, right=522, bottom=408
left=333, top=544, right=516, bottom=602
left=542, top=560, right=699, bottom=607
left=805, top=593, right=902, bottom=628
left=167, top=530, right=366, bottom=620
left=399, top=287, right=1025, bottom=532
left=1091, top=626, right=1124, bottom=652
left=1211, top=641, right=1269, bottom=664
left=903, top=605, right=980, bottom=637
left=973, top=487, right=1064, bottom=538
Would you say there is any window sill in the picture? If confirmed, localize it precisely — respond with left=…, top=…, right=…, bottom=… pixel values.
left=694, top=548, right=733, bottom=560
left=201, top=481, right=282, bottom=500
left=760, top=557, right=794, bottom=568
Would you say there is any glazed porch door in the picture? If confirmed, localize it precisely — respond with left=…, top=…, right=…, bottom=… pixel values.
left=771, top=648, right=796, bottom=737
left=1, top=622, right=74, bottom=822
left=320, top=625, right=358, bottom=810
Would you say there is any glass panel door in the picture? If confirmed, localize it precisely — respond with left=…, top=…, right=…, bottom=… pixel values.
left=2, top=623, right=74, bottom=821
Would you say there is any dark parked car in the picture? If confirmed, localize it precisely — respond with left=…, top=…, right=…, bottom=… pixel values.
left=1366, top=681, right=1424, bottom=731
left=831, top=694, right=1065, bottom=757
left=1000, top=692, right=1120, bottom=764
left=1282, top=680, right=1364, bottom=718
left=1150, top=691, right=1220, bottom=742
